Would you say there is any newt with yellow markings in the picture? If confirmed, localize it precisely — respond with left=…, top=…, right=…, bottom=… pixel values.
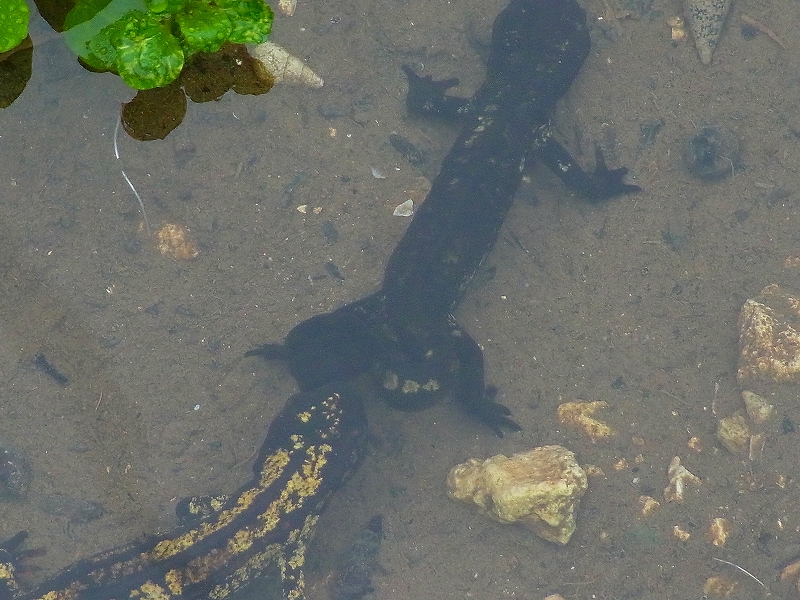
left=0, top=383, right=367, bottom=600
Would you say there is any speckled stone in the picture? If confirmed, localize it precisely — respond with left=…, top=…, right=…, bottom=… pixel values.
left=737, top=284, right=800, bottom=387
left=685, top=0, right=732, bottom=64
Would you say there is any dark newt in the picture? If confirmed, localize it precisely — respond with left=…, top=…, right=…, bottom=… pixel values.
left=0, top=383, right=367, bottom=600
left=254, top=0, right=640, bottom=434
left=0, top=1, right=640, bottom=598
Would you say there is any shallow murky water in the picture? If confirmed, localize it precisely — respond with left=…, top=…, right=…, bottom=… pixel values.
left=2, top=0, right=800, bottom=598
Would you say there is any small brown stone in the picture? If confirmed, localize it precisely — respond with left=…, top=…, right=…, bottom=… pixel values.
left=703, top=575, right=738, bottom=597
left=156, top=223, right=199, bottom=260
left=557, top=400, right=614, bottom=441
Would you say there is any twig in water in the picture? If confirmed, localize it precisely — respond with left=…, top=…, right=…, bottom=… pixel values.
left=113, top=117, right=151, bottom=235
left=712, top=557, right=770, bottom=595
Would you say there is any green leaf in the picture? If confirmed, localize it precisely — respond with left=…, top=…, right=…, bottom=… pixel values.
left=64, top=0, right=114, bottom=30
left=84, top=21, right=120, bottom=70
left=145, top=0, right=187, bottom=15
left=215, top=0, right=273, bottom=44
left=62, top=0, right=275, bottom=91
left=176, top=1, right=232, bottom=53
left=0, top=0, right=30, bottom=54
left=64, top=0, right=147, bottom=65
left=110, top=12, right=185, bottom=89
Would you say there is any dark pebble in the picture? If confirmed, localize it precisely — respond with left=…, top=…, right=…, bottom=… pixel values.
left=40, top=494, right=105, bottom=524
left=324, top=262, right=345, bottom=280
left=733, top=209, right=749, bottom=223
left=740, top=23, right=759, bottom=40
left=100, top=335, right=123, bottom=348
left=321, top=221, right=340, bottom=241
left=175, top=305, right=199, bottom=318
left=388, top=132, right=427, bottom=167
left=121, top=233, right=142, bottom=254
left=637, top=119, right=664, bottom=152
left=173, top=142, right=197, bottom=168
left=684, top=125, right=741, bottom=181
left=318, top=103, right=349, bottom=120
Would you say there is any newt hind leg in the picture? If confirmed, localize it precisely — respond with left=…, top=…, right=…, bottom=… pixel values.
left=377, top=316, right=521, bottom=436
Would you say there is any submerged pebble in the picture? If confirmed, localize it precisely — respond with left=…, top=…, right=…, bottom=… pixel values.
left=0, top=446, right=32, bottom=499
left=447, top=445, right=588, bottom=545
left=40, top=494, right=105, bottom=524
left=388, top=132, right=427, bottom=167
left=684, top=125, right=740, bottom=180
left=393, top=199, right=414, bottom=217
left=318, top=102, right=349, bottom=120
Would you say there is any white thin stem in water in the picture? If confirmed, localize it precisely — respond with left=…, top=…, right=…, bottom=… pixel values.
left=712, top=558, right=770, bottom=595
left=113, top=117, right=150, bottom=235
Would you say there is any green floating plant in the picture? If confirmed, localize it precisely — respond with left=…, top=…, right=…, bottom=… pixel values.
left=111, top=11, right=185, bottom=89
left=0, top=0, right=30, bottom=54
left=63, top=0, right=273, bottom=90
left=176, top=2, right=232, bottom=53
left=217, top=0, right=273, bottom=44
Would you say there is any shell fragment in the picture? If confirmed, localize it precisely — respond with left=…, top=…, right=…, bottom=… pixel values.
left=684, top=0, right=732, bottom=64
left=393, top=199, right=414, bottom=217
left=249, top=41, right=324, bottom=87
left=663, top=456, right=701, bottom=502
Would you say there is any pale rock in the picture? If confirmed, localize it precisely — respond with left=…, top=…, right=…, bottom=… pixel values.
left=447, top=445, right=587, bottom=545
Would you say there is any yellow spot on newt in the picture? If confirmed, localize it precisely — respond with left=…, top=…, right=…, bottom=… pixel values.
left=136, top=581, right=171, bottom=600
left=164, top=570, right=183, bottom=595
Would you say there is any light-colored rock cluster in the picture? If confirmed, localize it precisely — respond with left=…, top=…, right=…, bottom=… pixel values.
left=446, top=445, right=587, bottom=545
